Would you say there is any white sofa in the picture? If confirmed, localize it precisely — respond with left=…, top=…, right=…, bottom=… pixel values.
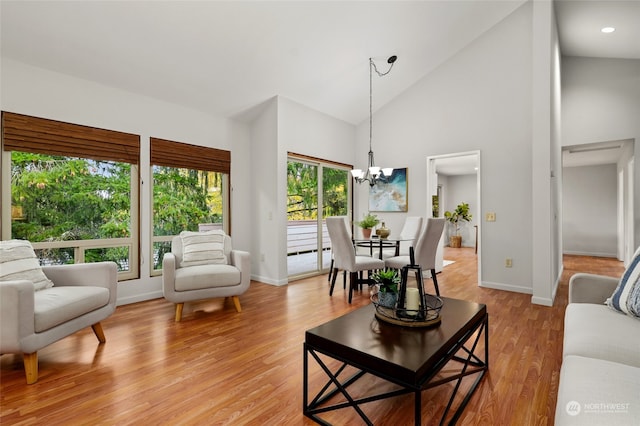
left=555, top=273, right=640, bottom=425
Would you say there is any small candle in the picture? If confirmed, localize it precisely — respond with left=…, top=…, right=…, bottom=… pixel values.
left=406, top=288, right=420, bottom=314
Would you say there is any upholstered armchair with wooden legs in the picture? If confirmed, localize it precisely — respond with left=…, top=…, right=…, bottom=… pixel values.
left=162, top=231, right=250, bottom=321
left=0, top=241, right=118, bottom=384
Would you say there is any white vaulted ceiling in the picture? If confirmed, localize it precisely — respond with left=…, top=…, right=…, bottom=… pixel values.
left=1, top=1, right=637, bottom=126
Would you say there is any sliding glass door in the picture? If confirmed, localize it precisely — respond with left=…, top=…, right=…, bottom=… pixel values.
left=287, top=156, right=350, bottom=277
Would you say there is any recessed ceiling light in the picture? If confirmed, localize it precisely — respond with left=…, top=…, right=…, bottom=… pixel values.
left=601, top=27, right=616, bottom=33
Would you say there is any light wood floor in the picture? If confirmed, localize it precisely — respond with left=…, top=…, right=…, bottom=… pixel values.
left=1, top=249, right=625, bottom=425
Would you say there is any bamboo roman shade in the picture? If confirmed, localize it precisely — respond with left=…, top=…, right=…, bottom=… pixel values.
left=150, top=137, right=230, bottom=174
left=2, top=111, right=140, bottom=164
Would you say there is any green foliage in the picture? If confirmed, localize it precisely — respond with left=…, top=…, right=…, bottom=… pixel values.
left=10, top=152, right=224, bottom=268
left=372, top=269, right=400, bottom=293
left=11, top=153, right=131, bottom=241
left=287, top=161, right=348, bottom=220
left=357, top=212, right=379, bottom=229
left=152, top=166, right=222, bottom=236
left=152, top=166, right=223, bottom=269
left=444, top=202, right=472, bottom=235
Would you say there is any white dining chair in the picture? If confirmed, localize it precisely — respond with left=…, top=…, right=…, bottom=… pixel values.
left=326, top=216, right=385, bottom=303
left=384, top=218, right=445, bottom=296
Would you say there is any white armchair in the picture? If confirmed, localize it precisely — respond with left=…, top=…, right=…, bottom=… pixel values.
left=0, top=257, right=118, bottom=384
left=162, top=231, right=250, bottom=321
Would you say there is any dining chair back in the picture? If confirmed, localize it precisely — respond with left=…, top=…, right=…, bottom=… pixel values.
left=375, top=216, right=423, bottom=259
left=326, top=216, right=385, bottom=303
left=384, top=218, right=446, bottom=295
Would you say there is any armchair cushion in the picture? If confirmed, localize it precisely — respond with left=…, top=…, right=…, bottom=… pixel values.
left=35, top=286, right=110, bottom=332
left=179, top=230, right=228, bottom=267
left=607, top=246, right=640, bottom=319
left=0, top=239, right=54, bottom=291
left=175, top=264, right=241, bottom=291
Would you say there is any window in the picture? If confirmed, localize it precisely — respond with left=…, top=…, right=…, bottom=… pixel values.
left=150, top=138, right=230, bottom=275
left=1, top=112, right=140, bottom=280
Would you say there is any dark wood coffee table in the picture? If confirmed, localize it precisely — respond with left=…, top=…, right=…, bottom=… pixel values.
left=303, top=297, right=488, bottom=425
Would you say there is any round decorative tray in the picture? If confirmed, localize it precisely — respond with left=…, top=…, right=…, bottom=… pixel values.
left=371, top=292, right=443, bottom=328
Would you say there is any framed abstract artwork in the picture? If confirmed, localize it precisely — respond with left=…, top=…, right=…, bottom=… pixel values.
left=369, top=167, right=408, bottom=212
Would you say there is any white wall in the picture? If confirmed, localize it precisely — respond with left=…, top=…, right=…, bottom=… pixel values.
left=249, top=97, right=280, bottom=284
left=0, top=58, right=252, bottom=305
left=354, top=2, right=537, bottom=295
left=531, top=0, right=562, bottom=306
left=563, top=164, right=617, bottom=257
left=562, top=57, right=640, bottom=249
left=249, top=96, right=356, bottom=285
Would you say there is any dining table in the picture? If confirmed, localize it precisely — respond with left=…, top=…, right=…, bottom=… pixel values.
left=352, top=236, right=412, bottom=259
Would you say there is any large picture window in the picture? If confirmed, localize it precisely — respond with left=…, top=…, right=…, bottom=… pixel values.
left=1, top=112, right=140, bottom=280
left=150, top=138, right=230, bottom=275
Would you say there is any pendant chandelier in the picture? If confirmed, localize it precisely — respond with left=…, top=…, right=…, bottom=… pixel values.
left=351, top=55, right=397, bottom=186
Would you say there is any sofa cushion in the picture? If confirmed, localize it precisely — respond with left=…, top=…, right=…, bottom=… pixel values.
left=0, top=239, right=54, bottom=291
left=179, top=230, right=227, bottom=267
left=174, top=264, right=241, bottom=291
left=607, top=245, right=640, bottom=319
left=564, top=303, right=640, bottom=368
left=34, top=286, right=110, bottom=332
left=555, top=355, right=640, bottom=425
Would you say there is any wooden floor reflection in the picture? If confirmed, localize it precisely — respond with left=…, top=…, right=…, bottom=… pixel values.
left=1, top=248, right=625, bottom=425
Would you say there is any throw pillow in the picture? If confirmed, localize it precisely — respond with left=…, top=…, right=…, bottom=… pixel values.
left=180, top=230, right=228, bottom=267
left=607, top=246, right=640, bottom=319
left=0, top=239, right=54, bottom=291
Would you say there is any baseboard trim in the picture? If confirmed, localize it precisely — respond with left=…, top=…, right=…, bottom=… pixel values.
left=563, top=250, right=617, bottom=258
left=479, top=281, right=532, bottom=294
left=531, top=296, right=554, bottom=306
left=117, top=290, right=163, bottom=306
left=251, top=274, right=288, bottom=286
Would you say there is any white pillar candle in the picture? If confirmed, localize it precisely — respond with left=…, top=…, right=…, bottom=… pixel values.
left=406, top=288, right=420, bottom=314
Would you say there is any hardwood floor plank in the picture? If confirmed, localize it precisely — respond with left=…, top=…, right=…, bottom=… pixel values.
left=1, top=249, right=625, bottom=425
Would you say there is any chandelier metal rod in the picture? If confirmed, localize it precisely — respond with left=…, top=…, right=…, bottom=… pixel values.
left=352, top=56, right=397, bottom=186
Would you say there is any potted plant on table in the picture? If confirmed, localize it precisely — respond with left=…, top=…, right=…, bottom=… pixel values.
left=357, top=212, right=379, bottom=239
left=372, top=269, right=400, bottom=308
left=444, top=202, right=472, bottom=248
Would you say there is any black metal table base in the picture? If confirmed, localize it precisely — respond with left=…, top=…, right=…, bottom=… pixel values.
left=303, top=314, right=488, bottom=425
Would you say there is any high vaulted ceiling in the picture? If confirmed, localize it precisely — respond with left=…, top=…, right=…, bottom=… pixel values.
left=1, top=0, right=638, bottom=128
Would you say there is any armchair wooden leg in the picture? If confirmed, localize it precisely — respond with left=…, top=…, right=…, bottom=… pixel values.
left=23, top=352, right=38, bottom=384
left=175, top=303, right=184, bottom=322
left=91, top=322, right=106, bottom=343
left=232, top=296, right=242, bottom=312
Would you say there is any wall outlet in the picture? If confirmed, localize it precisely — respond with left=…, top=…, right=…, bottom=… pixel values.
left=505, top=258, right=513, bottom=268
left=486, top=212, right=496, bottom=222
left=260, top=253, right=265, bottom=262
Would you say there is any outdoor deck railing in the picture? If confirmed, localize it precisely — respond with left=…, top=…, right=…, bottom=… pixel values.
left=287, top=220, right=330, bottom=255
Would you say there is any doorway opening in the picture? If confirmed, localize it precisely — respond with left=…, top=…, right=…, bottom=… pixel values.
left=286, top=155, right=351, bottom=278
left=426, top=151, right=481, bottom=286
left=562, top=139, right=634, bottom=265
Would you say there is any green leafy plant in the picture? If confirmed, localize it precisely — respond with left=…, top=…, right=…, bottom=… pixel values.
left=444, top=202, right=472, bottom=235
left=357, top=212, right=379, bottom=229
left=372, top=269, right=400, bottom=293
